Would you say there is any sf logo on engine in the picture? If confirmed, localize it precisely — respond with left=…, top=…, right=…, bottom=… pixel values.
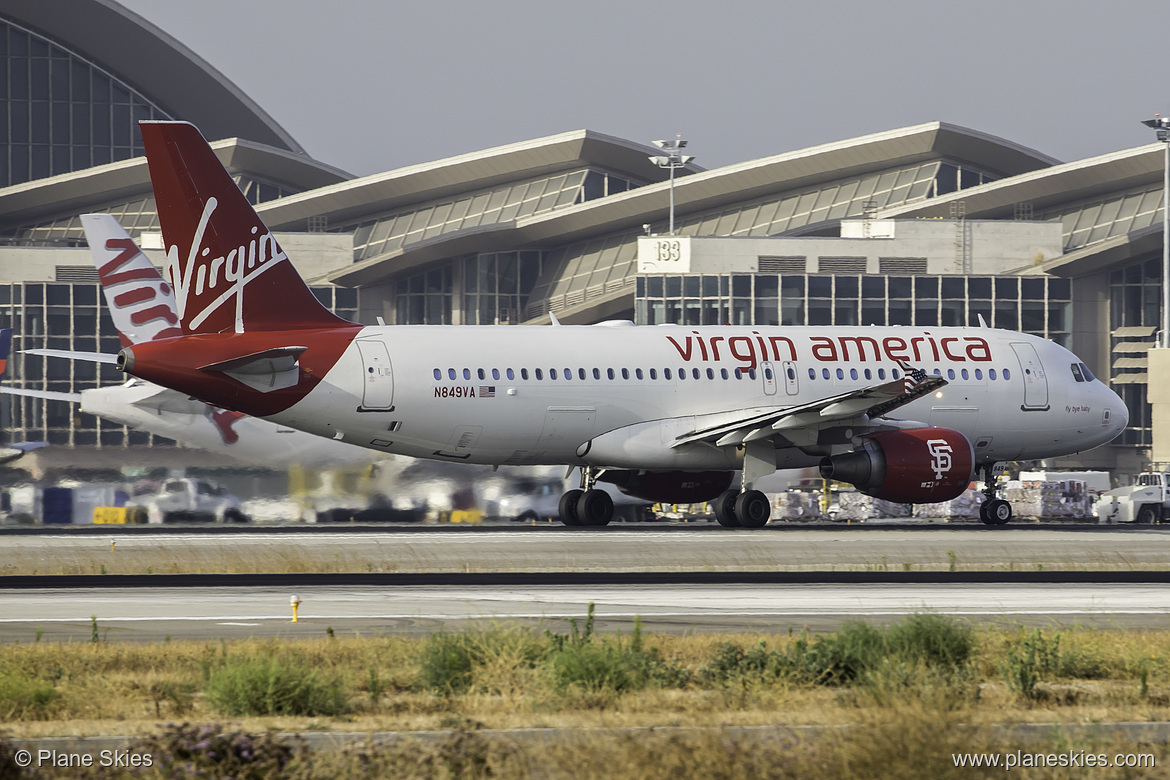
left=927, top=439, right=953, bottom=482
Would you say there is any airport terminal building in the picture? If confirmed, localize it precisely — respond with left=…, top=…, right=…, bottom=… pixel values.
left=0, top=0, right=1164, bottom=477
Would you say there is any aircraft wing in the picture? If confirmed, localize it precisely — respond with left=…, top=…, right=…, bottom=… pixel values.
left=0, top=386, right=83, bottom=403
left=22, top=349, right=117, bottom=364
left=672, top=373, right=947, bottom=449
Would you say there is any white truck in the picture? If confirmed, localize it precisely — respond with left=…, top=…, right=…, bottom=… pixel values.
left=1094, top=472, right=1170, bottom=524
left=132, top=478, right=249, bottom=524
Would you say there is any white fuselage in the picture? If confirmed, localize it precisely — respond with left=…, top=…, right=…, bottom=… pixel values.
left=270, top=323, right=1127, bottom=471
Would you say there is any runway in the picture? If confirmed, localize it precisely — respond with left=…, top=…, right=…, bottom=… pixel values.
left=2, top=581, right=1168, bottom=642
left=4, top=525, right=1170, bottom=576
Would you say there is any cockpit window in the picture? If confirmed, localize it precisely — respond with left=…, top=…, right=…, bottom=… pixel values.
left=1070, top=363, right=1085, bottom=382
left=1079, top=362, right=1095, bottom=382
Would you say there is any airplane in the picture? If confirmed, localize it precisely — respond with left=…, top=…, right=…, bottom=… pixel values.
left=0, top=327, right=49, bottom=465
left=113, top=120, right=1129, bottom=528
left=0, top=215, right=381, bottom=470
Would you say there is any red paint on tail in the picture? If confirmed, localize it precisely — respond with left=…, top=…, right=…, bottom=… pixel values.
left=140, top=121, right=352, bottom=335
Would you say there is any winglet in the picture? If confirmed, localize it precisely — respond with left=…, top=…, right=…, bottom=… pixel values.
left=0, top=328, right=10, bottom=379
left=549, top=312, right=561, bottom=326
left=139, top=121, right=353, bottom=335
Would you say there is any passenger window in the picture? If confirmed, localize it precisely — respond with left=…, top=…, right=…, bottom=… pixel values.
left=506, top=368, right=514, bottom=380
left=463, top=368, right=471, bottom=380
left=448, top=368, right=457, bottom=380
left=521, top=368, right=529, bottom=380
left=478, top=368, right=486, bottom=380
left=579, top=368, right=587, bottom=380
left=636, top=368, right=644, bottom=380
left=835, top=368, right=844, bottom=380
left=433, top=369, right=441, bottom=380
left=735, top=368, right=742, bottom=379
left=974, top=369, right=981, bottom=380
left=649, top=368, right=657, bottom=380
left=1070, top=363, right=1084, bottom=382
left=765, top=367, right=774, bottom=380
left=989, top=368, right=996, bottom=380
left=535, top=368, right=543, bottom=380
left=933, top=368, right=942, bottom=376
left=679, top=368, right=687, bottom=381
left=664, top=368, right=672, bottom=379
left=749, top=369, right=757, bottom=380
left=947, top=369, right=955, bottom=380
left=961, top=369, right=969, bottom=380
left=492, top=368, right=500, bottom=380
left=892, top=369, right=901, bottom=379
left=706, top=368, right=715, bottom=380
left=850, top=368, right=858, bottom=380
left=822, top=368, right=830, bottom=380
left=564, top=368, right=572, bottom=379
left=808, top=368, right=816, bottom=379
left=607, top=368, right=615, bottom=380
left=878, top=368, right=886, bottom=380
left=592, top=368, right=601, bottom=380
left=622, top=368, right=630, bottom=379
left=1003, top=368, right=1011, bottom=380
left=722, top=368, right=729, bottom=379
left=864, top=368, right=872, bottom=380
left=788, top=367, right=796, bottom=380
left=693, top=368, right=701, bottom=379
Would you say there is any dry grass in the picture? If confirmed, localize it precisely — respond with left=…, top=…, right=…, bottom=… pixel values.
left=2, top=623, right=1170, bottom=739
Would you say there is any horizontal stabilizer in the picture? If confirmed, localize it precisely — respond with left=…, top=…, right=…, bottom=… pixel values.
left=200, top=346, right=308, bottom=393
left=23, top=349, right=117, bottom=365
left=0, top=386, right=83, bottom=403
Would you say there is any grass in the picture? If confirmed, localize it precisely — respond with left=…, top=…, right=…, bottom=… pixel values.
left=2, top=612, right=1170, bottom=741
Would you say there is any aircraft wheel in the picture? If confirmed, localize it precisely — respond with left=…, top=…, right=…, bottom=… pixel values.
left=712, top=490, right=740, bottom=527
left=576, top=489, right=614, bottom=527
left=980, top=498, right=1012, bottom=526
left=559, top=489, right=584, bottom=526
left=734, top=489, right=771, bottom=528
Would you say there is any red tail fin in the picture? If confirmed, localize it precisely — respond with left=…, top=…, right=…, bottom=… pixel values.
left=140, top=121, right=351, bottom=334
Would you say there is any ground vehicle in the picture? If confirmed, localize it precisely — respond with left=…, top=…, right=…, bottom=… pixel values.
left=132, top=478, right=248, bottom=523
left=1094, top=472, right=1170, bottom=524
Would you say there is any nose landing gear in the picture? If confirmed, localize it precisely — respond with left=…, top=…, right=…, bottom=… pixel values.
left=978, top=463, right=1012, bottom=526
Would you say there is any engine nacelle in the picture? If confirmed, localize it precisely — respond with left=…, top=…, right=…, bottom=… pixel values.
left=598, top=470, right=734, bottom=503
left=818, top=428, right=974, bottom=504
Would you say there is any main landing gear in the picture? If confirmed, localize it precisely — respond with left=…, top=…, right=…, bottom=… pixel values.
left=712, top=488, right=771, bottom=528
left=978, top=462, right=1012, bottom=526
left=558, top=467, right=614, bottom=527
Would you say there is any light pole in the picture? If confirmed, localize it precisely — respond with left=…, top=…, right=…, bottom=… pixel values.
left=1142, top=115, right=1170, bottom=348
left=649, top=134, right=694, bottom=235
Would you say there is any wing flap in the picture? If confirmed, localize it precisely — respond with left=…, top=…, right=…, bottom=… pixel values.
left=672, top=374, right=947, bottom=449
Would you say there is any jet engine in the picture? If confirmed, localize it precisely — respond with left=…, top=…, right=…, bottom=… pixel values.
left=598, top=470, right=734, bottom=503
left=818, top=428, right=974, bottom=504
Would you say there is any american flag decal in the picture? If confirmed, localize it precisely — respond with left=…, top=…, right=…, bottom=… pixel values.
left=896, top=360, right=928, bottom=392
left=479, top=386, right=496, bottom=398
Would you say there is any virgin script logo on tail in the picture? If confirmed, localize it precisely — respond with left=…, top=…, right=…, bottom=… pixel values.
left=165, top=198, right=289, bottom=333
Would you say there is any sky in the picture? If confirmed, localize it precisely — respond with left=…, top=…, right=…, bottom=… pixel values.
left=116, top=0, right=1170, bottom=178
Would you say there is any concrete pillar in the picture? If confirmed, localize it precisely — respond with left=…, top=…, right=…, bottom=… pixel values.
left=1148, top=348, right=1170, bottom=463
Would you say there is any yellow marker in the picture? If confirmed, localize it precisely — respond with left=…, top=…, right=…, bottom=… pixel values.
left=110, top=541, right=116, bottom=552
left=290, top=593, right=301, bottom=623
